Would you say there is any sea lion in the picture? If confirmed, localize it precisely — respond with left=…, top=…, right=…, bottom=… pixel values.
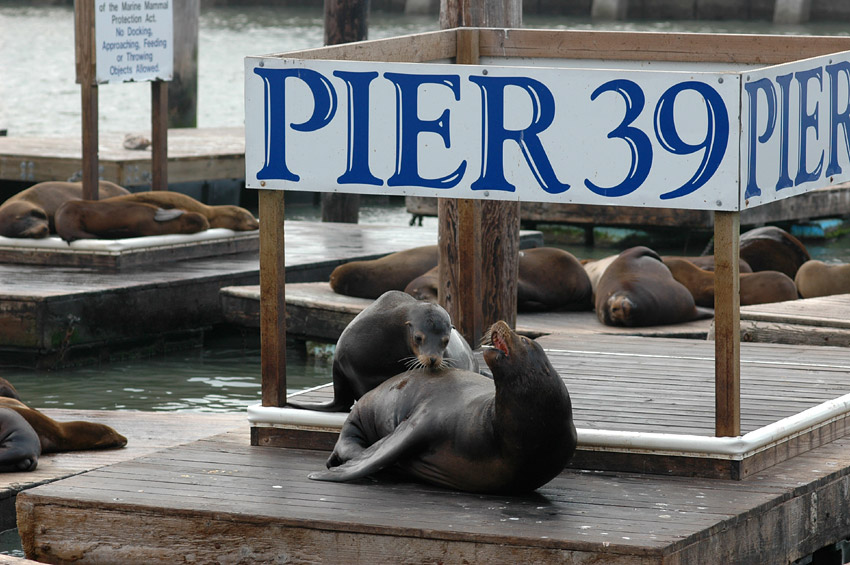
left=582, top=254, right=620, bottom=299
left=403, top=248, right=593, bottom=312
left=0, top=408, right=40, bottom=472
left=596, top=246, right=713, bottom=327
left=330, top=245, right=439, bottom=299
left=0, top=397, right=127, bottom=454
left=738, top=226, right=810, bottom=279
left=55, top=199, right=210, bottom=243
left=102, top=191, right=259, bottom=231
left=661, top=255, right=753, bottom=273
left=0, top=180, right=130, bottom=237
left=663, top=257, right=798, bottom=308
left=517, top=247, right=593, bottom=312
left=795, top=260, right=850, bottom=298
left=309, top=320, right=577, bottom=494
left=287, top=290, right=478, bottom=412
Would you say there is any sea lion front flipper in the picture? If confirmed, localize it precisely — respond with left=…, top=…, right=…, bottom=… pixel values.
left=153, top=208, right=185, bottom=222
left=308, top=419, right=421, bottom=483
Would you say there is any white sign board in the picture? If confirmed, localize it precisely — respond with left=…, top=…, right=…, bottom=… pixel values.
left=244, top=51, right=850, bottom=211
left=95, top=0, right=173, bottom=84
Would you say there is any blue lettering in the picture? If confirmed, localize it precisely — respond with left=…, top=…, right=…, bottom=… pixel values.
left=744, top=78, right=777, bottom=199
left=585, top=79, right=652, bottom=198
left=468, top=75, right=569, bottom=194
left=384, top=73, right=466, bottom=189
left=826, top=61, right=850, bottom=177
left=333, top=71, right=382, bottom=186
left=775, top=73, right=794, bottom=191
left=794, top=67, right=824, bottom=186
left=253, top=67, right=337, bottom=182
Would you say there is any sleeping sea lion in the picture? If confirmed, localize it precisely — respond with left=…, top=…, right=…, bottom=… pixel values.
left=595, top=246, right=713, bottom=327
left=738, top=226, right=810, bottom=279
left=0, top=408, right=40, bottom=472
left=309, top=320, right=577, bottom=494
left=55, top=199, right=210, bottom=243
left=661, top=255, right=753, bottom=273
left=287, top=290, right=477, bottom=412
left=0, top=180, right=130, bottom=237
left=795, top=260, right=850, bottom=298
left=330, top=245, right=439, bottom=299
left=102, top=191, right=259, bottom=231
left=662, top=257, right=798, bottom=308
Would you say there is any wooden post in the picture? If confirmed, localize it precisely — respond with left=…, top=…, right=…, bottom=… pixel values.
left=76, top=0, right=99, bottom=201
left=151, top=81, right=169, bottom=190
left=320, top=0, right=369, bottom=224
left=714, top=211, right=741, bottom=437
left=168, top=0, right=199, bottom=128
left=259, top=189, right=287, bottom=409
left=438, top=2, right=521, bottom=347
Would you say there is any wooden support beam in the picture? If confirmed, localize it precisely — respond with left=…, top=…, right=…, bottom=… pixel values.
left=169, top=0, right=199, bottom=128
left=151, top=81, right=169, bottom=190
left=774, top=0, right=811, bottom=24
left=259, top=189, right=287, bottom=410
left=591, top=0, right=628, bottom=20
left=76, top=0, right=99, bottom=201
left=714, top=211, right=741, bottom=437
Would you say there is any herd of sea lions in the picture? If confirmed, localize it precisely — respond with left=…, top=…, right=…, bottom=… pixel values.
left=0, top=181, right=259, bottom=242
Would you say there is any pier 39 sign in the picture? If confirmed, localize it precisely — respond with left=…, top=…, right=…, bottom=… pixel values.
left=244, top=50, right=850, bottom=211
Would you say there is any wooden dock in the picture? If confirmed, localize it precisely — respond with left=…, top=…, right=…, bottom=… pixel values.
left=16, top=418, right=850, bottom=563
left=408, top=183, right=850, bottom=230
left=1, top=222, right=537, bottom=367
left=0, top=409, right=244, bottom=531
left=0, top=127, right=244, bottom=187
left=731, top=294, right=850, bottom=347
left=221, top=281, right=713, bottom=341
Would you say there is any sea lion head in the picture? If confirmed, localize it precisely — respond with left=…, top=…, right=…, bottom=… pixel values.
left=210, top=205, right=259, bottom=231
left=0, top=201, right=50, bottom=238
left=483, top=320, right=555, bottom=383
left=404, top=303, right=453, bottom=371
left=601, top=292, right=636, bottom=327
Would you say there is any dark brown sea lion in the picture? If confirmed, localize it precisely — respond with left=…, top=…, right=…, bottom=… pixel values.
left=330, top=245, right=439, bottom=299
left=403, top=248, right=593, bottom=312
left=309, top=320, right=577, bottom=494
left=287, top=290, right=478, bottom=412
left=795, top=260, right=850, bottom=298
left=663, top=257, right=798, bottom=308
left=55, top=199, right=210, bottom=243
left=738, top=226, right=810, bottom=279
left=582, top=254, right=619, bottom=299
left=102, top=191, right=259, bottom=231
left=596, top=246, right=713, bottom=327
left=0, top=180, right=130, bottom=237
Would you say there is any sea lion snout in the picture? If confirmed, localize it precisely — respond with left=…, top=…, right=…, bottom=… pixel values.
left=606, top=294, right=635, bottom=325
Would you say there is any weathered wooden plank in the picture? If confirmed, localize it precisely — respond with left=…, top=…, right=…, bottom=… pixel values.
left=265, top=29, right=456, bottom=63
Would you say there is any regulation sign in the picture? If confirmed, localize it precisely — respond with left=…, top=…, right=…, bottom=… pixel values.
left=244, top=51, right=850, bottom=212
left=95, top=0, right=173, bottom=84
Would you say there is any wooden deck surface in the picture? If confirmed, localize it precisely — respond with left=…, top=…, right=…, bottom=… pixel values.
left=0, top=127, right=244, bottom=186
left=290, top=333, right=850, bottom=438
left=221, top=281, right=713, bottom=340
left=731, top=294, right=850, bottom=347
left=0, top=410, right=245, bottom=531
left=16, top=426, right=850, bottom=564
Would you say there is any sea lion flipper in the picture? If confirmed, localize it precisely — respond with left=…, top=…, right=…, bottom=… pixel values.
left=153, top=208, right=185, bottom=222
left=308, top=420, right=420, bottom=483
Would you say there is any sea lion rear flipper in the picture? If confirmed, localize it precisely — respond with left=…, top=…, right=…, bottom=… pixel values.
left=308, top=419, right=420, bottom=483
left=154, top=208, right=185, bottom=222
left=693, top=306, right=715, bottom=320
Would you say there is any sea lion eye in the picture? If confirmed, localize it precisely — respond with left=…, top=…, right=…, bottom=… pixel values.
left=414, top=333, right=424, bottom=344
left=441, top=337, right=449, bottom=348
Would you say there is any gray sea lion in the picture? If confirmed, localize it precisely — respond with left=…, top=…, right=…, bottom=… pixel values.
left=738, top=226, right=810, bottom=279
left=330, top=245, right=439, bottom=299
left=0, top=180, right=130, bottom=237
left=795, top=260, right=850, bottom=298
left=309, top=320, right=577, bottom=494
left=0, top=408, right=40, bottom=472
left=55, top=199, right=210, bottom=243
left=596, top=246, right=713, bottom=327
left=102, top=191, right=259, bottom=231
left=663, top=257, right=798, bottom=308
left=287, top=290, right=478, bottom=412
